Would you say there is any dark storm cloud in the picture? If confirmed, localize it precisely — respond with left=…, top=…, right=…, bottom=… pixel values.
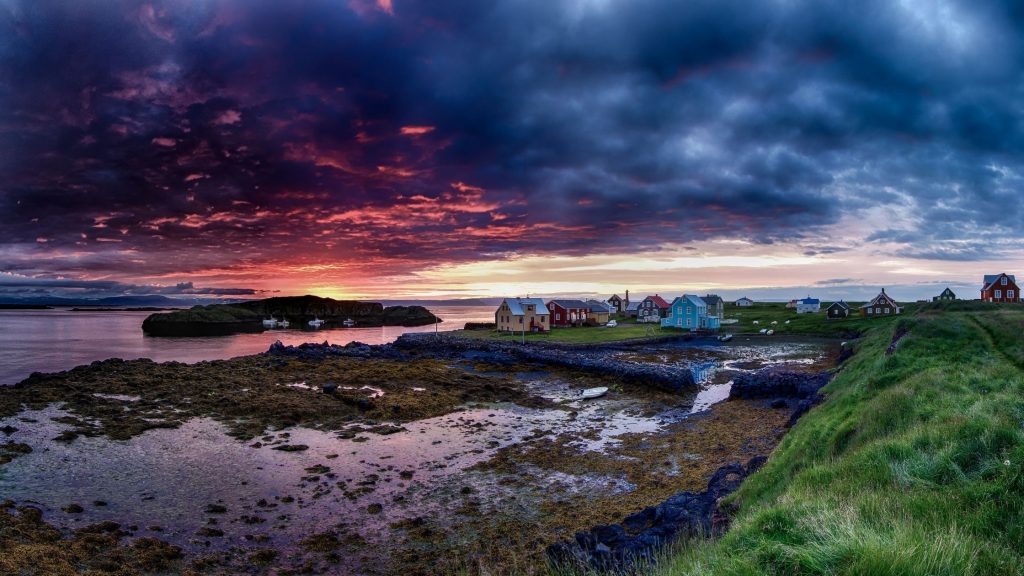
left=3, top=0, right=1024, bottom=290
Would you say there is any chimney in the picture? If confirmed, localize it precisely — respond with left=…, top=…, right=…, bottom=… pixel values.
left=625, top=290, right=629, bottom=304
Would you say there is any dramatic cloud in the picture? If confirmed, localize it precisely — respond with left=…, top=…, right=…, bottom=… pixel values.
left=2, top=0, right=1024, bottom=298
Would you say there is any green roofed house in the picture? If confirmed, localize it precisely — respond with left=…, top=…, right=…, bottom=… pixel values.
left=826, top=301, right=851, bottom=319
left=933, top=287, right=957, bottom=302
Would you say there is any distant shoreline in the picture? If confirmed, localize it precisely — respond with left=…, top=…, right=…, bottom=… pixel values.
left=71, top=307, right=178, bottom=312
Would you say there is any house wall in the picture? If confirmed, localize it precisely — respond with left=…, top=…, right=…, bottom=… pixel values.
left=827, top=306, right=849, bottom=319
left=859, top=295, right=901, bottom=316
left=549, top=303, right=589, bottom=327
left=495, top=302, right=550, bottom=332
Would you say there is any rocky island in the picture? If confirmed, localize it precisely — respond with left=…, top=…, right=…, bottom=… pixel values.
left=140, top=295, right=439, bottom=336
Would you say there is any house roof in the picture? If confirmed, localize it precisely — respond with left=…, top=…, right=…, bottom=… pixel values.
left=585, top=300, right=612, bottom=313
left=983, top=274, right=1016, bottom=289
left=735, top=297, right=754, bottom=303
left=547, top=299, right=590, bottom=310
left=503, top=298, right=549, bottom=316
left=684, top=294, right=706, bottom=307
left=939, top=288, right=956, bottom=296
left=608, top=294, right=622, bottom=301
left=859, top=290, right=898, bottom=308
left=703, top=294, right=723, bottom=306
left=625, top=301, right=641, bottom=311
left=799, top=297, right=820, bottom=305
left=645, top=295, right=671, bottom=308
left=827, top=301, right=850, bottom=310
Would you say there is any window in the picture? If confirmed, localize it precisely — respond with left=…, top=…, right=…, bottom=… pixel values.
left=996, top=290, right=1002, bottom=299
left=518, top=318, right=523, bottom=324
left=555, top=313, right=560, bottom=320
left=868, top=308, right=873, bottom=314
left=875, top=308, right=880, bottom=314
left=1003, top=277, right=1008, bottom=285
left=1010, top=290, right=1016, bottom=299
left=884, top=308, right=890, bottom=314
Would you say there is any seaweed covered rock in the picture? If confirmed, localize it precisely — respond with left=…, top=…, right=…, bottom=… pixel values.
left=729, top=369, right=831, bottom=400
left=547, top=456, right=767, bottom=572
left=395, top=333, right=696, bottom=392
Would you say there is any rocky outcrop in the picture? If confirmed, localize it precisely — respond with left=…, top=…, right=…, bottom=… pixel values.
left=142, top=295, right=439, bottom=336
left=728, top=369, right=831, bottom=400
left=547, top=456, right=767, bottom=572
left=394, top=333, right=696, bottom=392
left=729, top=368, right=832, bottom=429
left=265, top=340, right=406, bottom=361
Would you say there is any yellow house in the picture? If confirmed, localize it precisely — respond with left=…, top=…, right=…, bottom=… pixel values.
left=495, top=298, right=550, bottom=332
left=585, top=300, right=612, bottom=325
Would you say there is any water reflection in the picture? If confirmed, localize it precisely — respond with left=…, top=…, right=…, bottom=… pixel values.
left=0, top=306, right=494, bottom=385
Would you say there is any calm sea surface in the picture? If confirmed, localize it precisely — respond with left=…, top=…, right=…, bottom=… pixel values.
left=0, top=305, right=494, bottom=385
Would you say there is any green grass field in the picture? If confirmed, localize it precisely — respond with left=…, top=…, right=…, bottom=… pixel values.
left=644, top=300, right=1024, bottom=575
left=457, top=302, right=919, bottom=343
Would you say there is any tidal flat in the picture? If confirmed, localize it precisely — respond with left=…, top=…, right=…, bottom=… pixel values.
left=0, top=337, right=837, bottom=575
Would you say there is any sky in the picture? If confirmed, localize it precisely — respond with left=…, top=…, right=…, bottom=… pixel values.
left=2, top=0, right=1024, bottom=303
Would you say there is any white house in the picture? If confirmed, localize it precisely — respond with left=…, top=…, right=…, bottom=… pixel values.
left=795, top=297, right=821, bottom=314
left=735, top=297, right=754, bottom=307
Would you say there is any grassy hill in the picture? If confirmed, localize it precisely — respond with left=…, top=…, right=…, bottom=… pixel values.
left=648, top=301, right=1024, bottom=575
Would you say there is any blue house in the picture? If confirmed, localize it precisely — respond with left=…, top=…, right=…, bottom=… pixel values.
left=661, top=295, right=721, bottom=330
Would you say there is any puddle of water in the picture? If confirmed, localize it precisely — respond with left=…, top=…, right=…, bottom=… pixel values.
left=0, top=396, right=669, bottom=565
left=91, top=393, right=142, bottom=402
left=690, top=382, right=733, bottom=413
left=340, top=386, right=384, bottom=398
left=281, top=383, right=385, bottom=398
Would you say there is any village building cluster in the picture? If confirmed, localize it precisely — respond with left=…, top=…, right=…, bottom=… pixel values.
left=493, top=273, right=1020, bottom=333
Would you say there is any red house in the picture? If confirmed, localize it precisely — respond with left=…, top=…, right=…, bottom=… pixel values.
left=546, top=299, right=591, bottom=327
left=981, top=273, right=1020, bottom=303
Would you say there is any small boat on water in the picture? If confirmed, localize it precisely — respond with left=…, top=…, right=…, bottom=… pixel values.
left=342, top=318, right=356, bottom=327
left=278, top=319, right=290, bottom=329
left=718, top=333, right=733, bottom=342
left=262, top=317, right=278, bottom=328
left=578, top=387, right=608, bottom=399
left=308, top=317, right=325, bottom=328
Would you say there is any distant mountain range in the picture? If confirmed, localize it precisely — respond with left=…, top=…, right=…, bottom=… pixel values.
left=0, top=295, right=243, bottom=307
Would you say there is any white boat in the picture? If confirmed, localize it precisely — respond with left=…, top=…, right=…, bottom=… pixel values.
left=342, top=318, right=356, bottom=327
left=767, top=329, right=775, bottom=335
left=308, top=317, right=325, bottom=328
left=579, top=387, right=608, bottom=399
left=718, top=334, right=733, bottom=342
left=606, top=320, right=618, bottom=327
left=262, top=317, right=278, bottom=328
left=278, top=319, right=290, bottom=329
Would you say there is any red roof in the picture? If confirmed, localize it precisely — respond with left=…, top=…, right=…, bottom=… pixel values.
left=646, top=295, right=670, bottom=308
